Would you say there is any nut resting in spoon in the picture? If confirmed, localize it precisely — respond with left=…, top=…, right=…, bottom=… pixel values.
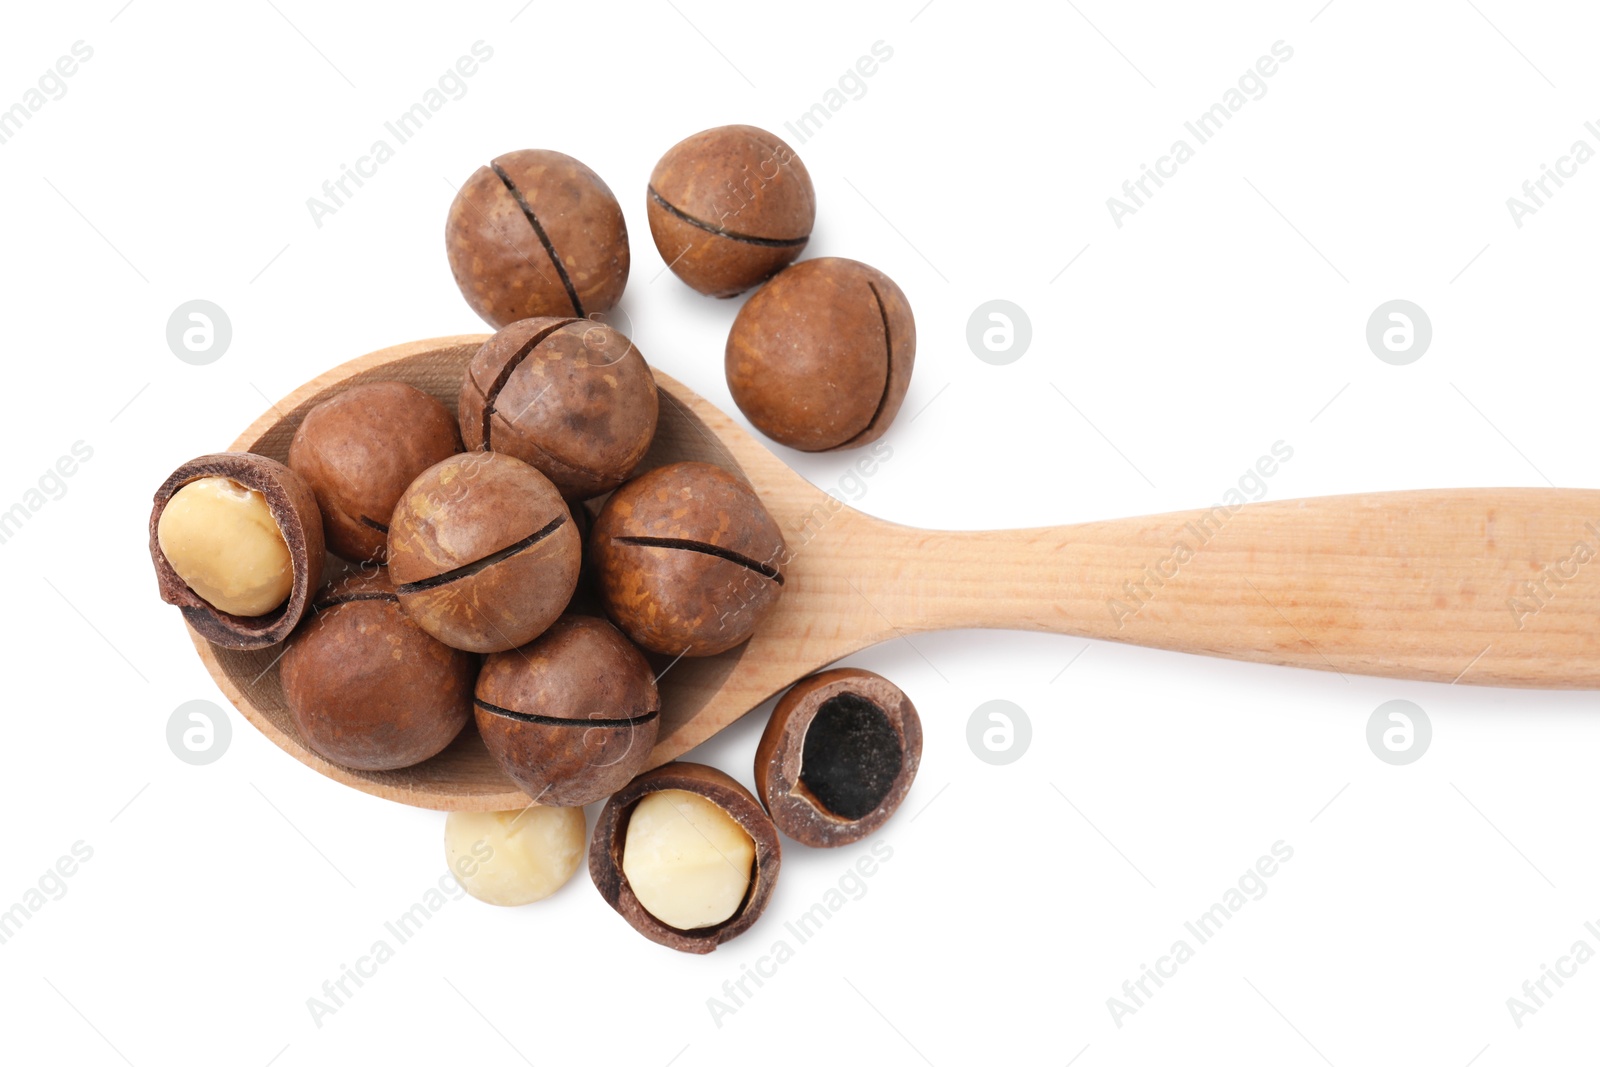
left=755, top=668, right=922, bottom=847
left=590, top=461, right=787, bottom=656
left=590, top=762, right=781, bottom=953
left=458, top=317, right=658, bottom=499
left=287, top=381, right=461, bottom=563
left=149, top=452, right=324, bottom=649
left=280, top=569, right=477, bottom=772
left=386, top=451, right=580, bottom=653
left=159, top=478, right=291, bottom=616
left=474, top=614, right=660, bottom=807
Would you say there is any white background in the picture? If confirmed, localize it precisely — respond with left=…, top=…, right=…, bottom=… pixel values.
left=2, top=1, right=1599, bottom=1064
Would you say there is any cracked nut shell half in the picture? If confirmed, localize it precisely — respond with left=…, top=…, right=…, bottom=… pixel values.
left=590, top=762, right=781, bottom=953
left=755, top=668, right=922, bottom=847
left=148, top=452, right=325, bottom=650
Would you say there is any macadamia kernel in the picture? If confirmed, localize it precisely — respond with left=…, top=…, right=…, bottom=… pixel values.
left=622, top=789, right=755, bottom=930
left=156, top=476, right=293, bottom=616
left=445, top=807, right=585, bottom=907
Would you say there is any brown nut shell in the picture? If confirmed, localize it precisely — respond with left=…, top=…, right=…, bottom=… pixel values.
left=755, top=668, right=922, bottom=847
left=726, top=258, right=916, bottom=452
left=590, top=762, right=781, bottom=953
left=387, top=452, right=580, bottom=653
left=589, top=462, right=786, bottom=657
left=475, top=615, right=660, bottom=807
left=646, top=125, right=814, bottom=297
left=287, top=381, right=461, bottom=563
left=459, top=317, right=659, bottom=499
left=446, top=149, right=629, bottom=327
left=281, top=570, right=477, bottom=771
left=148, top=453, right=324, bottom=650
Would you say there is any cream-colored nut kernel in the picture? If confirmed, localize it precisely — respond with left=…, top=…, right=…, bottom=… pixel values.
left=445, top=807, right=585, bottom=907
left=622, top=789, right=755, bottom=930
left=156, top=476, right=294, bottom=617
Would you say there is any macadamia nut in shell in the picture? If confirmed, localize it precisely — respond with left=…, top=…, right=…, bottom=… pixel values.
left=474, top=615, right=660, bottom=807
left=149, top=452, right=325, bottom=650
left=590, top=462, right=787, bottom=657
left=281, top=570, right=477, bottom=772
left=726, top=257, right=916, bottom=452
left=288, top=381, right=461, bottom=563
left=446, top=149, right=629, bottom=327
left=590, top=762, right=781, bottom=953
left=387, top=452, right=580, bottom=653
left=646, top=125, right=814, bottom=297
left=459, top=317, right=658, bottom=499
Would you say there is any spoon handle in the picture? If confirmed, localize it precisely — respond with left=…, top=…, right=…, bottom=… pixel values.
left=861, top=488, right=1600, bottom=688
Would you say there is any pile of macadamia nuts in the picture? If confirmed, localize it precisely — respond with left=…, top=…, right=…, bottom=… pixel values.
left=148, top=126, right=920, bottom=953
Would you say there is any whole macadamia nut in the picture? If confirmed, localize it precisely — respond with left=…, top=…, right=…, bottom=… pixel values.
left=590, top=462, right=787, bottom=657
left=281, top=570, right=477, bottom=771
left=445, top=807, right=586, bottom=907
left=288, top=381, right=461, bottom=563
left=387, top=452, right=580, bottom=653
left=459, top=317, right=658, bottom=499
left=475, top=614, right=660, bottom=807
left=446, top=149, right=629, bottom=327
left=646, top=125, right=814, bottom=297
left=726, top=258, right=916, bottom=451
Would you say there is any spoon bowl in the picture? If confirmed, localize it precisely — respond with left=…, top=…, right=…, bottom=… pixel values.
left=197, top=334, right=886, bottom=810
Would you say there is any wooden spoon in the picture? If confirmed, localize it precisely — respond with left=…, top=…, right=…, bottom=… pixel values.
left=196, top=335, right=1600, bottom=811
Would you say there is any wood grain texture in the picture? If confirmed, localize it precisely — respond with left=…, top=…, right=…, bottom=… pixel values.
left=191, top=336, right=1600, bottom=811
